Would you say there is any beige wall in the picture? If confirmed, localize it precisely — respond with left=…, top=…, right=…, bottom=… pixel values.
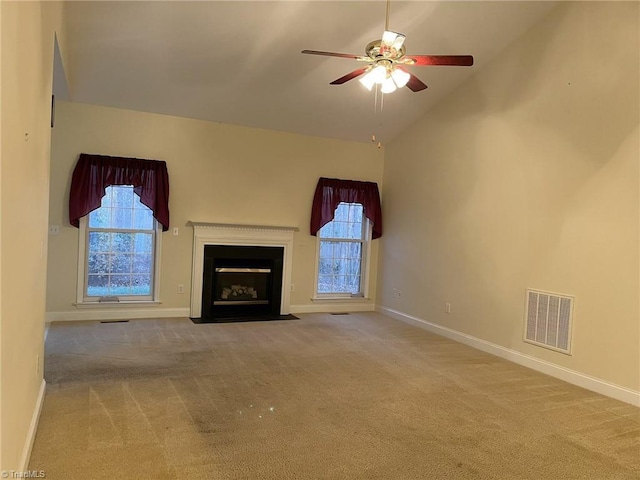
left=377, top=2, right=639, bottom=391
left=46, top=102, right=383, bottom=316
left=1, top=1, right=66, bottom=470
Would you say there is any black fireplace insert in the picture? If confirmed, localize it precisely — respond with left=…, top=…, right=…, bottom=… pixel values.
left=198, top=245, right=284, bottom=321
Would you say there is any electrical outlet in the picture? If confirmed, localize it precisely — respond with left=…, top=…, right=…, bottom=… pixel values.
left=445, top=303, right=451, bottom=314
left=290, top=283, right=295, bottom=292
left=48, top=225, right=60, bottom=235
left=173, top=227, right=179, bottom=236
left=177, top=284, right=184, bottom=294
left=392, top=288, right=402, bottom=298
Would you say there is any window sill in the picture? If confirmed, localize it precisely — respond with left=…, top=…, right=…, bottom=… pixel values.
left=74, top=301, right=161, bottom=309
left=311, top=296, right=371, bottom=302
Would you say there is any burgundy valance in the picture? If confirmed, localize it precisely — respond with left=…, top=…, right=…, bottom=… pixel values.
left=310, top=177, right=382, bottom=239
left=69, top=153, right=170, bottom=231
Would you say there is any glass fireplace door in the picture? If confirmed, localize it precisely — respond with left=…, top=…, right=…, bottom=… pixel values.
left=214, top=268, right=271, bottom=305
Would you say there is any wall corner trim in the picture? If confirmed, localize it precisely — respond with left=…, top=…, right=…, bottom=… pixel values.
left=20, top=379, right=47, bottom=471
left=376, top=305, right=640, bottom=407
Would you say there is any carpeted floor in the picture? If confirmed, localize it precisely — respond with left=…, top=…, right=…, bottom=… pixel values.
left=30, top=312, right=639, bottom=479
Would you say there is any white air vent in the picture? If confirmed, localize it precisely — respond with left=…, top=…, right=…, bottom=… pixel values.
left=524, top=289, right=573, bottom=355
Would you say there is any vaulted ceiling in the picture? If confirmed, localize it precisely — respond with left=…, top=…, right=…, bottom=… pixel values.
left=59, top=1, right=558, bottom=143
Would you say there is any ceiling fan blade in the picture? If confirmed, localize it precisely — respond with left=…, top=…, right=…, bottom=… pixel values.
left=301, top=49, right=365, bottom=60
left=330, top=68, right=369, bottom=85
left=404, top=55, right=474, bottom=66
left=406, top=74, right=428, bottom=92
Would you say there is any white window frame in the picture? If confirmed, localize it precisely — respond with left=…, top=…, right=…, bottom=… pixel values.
left=313, top=203, right=372, bottom=300
left=75, top=188, right=162, bottom=305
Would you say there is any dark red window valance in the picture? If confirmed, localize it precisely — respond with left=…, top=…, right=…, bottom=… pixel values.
left=310, top=177, right=382, bottom=239
left=69, top=153, right=170, bottom=231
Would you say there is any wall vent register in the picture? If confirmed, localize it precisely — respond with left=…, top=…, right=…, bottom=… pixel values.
left=524, top=289, right=574, bottom=355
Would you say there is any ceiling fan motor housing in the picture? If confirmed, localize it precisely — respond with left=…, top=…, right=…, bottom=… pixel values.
left=365, top=40, right=406, bottom=62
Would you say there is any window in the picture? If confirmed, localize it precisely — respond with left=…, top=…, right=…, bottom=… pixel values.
left=316, top=202, right=371, bottom=296
left=77, top=185, right=161, bottom=303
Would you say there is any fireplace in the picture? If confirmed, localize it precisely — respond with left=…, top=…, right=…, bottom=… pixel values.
left=188, top=222, right=297, bottom=320
left=200, top=245, right=284, bottom=319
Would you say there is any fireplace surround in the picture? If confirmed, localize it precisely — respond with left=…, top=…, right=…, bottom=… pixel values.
left=189, top=222, right=297, bottom=319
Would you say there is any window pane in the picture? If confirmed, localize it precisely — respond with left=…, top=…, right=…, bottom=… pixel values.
left=318, top=221, right=335, bottom=238
left=318, top=275, right=334, bottom=294
left=113, top=208, right=133, bottom=229
left=316, top=236, right=363, bottom=294
left=132, top=254, right=152, bottom=274
left=110, top=254, right=132, bottom=274
left=334, top=204, right=349, bottom=221
left=88, top=208, right=111, bottom=228
left=88, top=232, right=110, bottom=253
left=319, top=259, right=334, bottom=275
left=110, top=275, right=132, bottom=295
left=87, top=275, right=109, bottom=296
left=88, top=254, right=109, bottom=275
left=347, top=275, right=360, bottom=293
left=134, top=209, right=154, bottom=230
left=332, top=276, right=351, bottom=293
left=319, top=241, right=334, bottom=259
left=319, top=203, right=364, bottom=240
left=112, top=232, right=134, bottom=253
left=132, top=275, right=151, bottom=295
left=134, top=233, right=153, bottom=254
left=101, top=189, right=112, bottom=208
left=113, top=186, right=134, bottom=208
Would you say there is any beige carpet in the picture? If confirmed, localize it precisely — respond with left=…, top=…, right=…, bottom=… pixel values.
left=30, top=313, right=639, bottom=479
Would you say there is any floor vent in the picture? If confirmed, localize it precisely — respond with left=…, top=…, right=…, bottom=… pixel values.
left=330, top=312, right=350, bottom=316
left=100, top=320, right=130, bottom=324
left=524, top=289, right=573, bottom=355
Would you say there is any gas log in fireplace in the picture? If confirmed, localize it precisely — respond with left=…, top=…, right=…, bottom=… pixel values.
left=200, top=245, right=284, bottom=320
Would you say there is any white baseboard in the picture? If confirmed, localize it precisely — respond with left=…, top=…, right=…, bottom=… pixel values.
left=377, top=305, right=640, bottom=407
left=46, top=307, right=190, bottom=323
left=290, top=302, right=375, bottom=314
left=20, top=379, right=46, bottom=471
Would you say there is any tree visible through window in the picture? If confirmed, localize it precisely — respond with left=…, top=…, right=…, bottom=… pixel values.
left=317, top=203, right=367, bottom=295
left=85, top=185, right=156, bottom=299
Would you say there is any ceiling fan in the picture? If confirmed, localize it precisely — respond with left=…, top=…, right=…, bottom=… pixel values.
left=301, top=2, right=473, bottom=93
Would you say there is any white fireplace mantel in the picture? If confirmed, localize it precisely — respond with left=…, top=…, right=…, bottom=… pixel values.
left=188, top=222, right=298, bottom=318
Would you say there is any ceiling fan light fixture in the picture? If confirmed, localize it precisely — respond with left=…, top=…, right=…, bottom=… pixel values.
left=381, top=30, right=396, bottom=45
left=391, top=34, right=406, bottom=52
left=391, top=67, right=410, bottom=88
left=381, top=76, right=397, bottom=94
left=359, top=72, right=376, bottom=91
left=370, top=65, right=388, bottom=84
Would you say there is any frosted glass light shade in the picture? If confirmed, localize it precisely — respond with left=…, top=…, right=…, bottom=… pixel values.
left=391, top=68, right=410, bottom=88
left=382, top=30, right=398, bottom=46
left=381, top=76, right=397, bottom=94
left=370, top=65, right=387, bottom=83
left=359, top=72, right=376, bottom=91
